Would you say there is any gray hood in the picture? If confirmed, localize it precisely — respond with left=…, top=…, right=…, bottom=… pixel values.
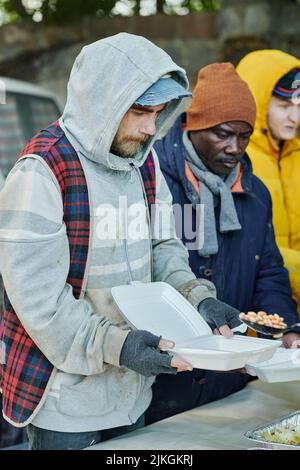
left=61, top=33, right=189, bottom=171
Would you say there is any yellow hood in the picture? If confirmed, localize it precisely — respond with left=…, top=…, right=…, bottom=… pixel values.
left=237, top=50, right=300, bottom=314
left=236, top=49, right=300, bottom=156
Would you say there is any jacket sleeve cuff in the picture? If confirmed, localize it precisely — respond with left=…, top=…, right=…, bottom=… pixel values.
left=287, top=327, right=300, bottom=335
left=177, top=279, right=216, bottom=309
left=103, top=326, right=130, bottom=367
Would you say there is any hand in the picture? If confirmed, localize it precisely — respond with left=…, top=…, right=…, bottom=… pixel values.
left=198, top=298, right=242, bottom=338
left=281, top=332, right=300, bottom=349
left=158, top=337, right=193, bottom=372
left=119, top=330, right=192, bottom=377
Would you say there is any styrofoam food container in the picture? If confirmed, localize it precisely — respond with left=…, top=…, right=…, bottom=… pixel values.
left=111, top=282, right=281, bottom=371
left=246, top=347, right=300, bottom=382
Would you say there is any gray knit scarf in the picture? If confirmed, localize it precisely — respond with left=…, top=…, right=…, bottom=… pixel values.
left=183, top=130, right=241, bottom=256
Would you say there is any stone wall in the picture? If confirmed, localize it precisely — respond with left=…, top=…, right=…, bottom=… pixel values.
left=0, top=0, right=299, bottom=105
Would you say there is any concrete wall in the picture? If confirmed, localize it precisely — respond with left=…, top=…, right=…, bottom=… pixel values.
left=0, top=0, right=299, bottom=105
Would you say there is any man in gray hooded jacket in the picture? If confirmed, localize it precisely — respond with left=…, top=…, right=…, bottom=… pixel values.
left=0, top=33, right=242, bottom=450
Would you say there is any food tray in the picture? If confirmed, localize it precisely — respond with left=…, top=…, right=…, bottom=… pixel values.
left=245, top=411, right=300, bottom=450
left=246, top=348, right=300, bottom=383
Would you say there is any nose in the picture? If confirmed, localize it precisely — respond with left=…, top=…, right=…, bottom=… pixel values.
left=140, top=115, right=157, bottom=136
left=225, top=137, right=241, bottom=156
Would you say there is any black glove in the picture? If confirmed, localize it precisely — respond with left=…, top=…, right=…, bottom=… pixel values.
left=119, top=330, right=177, bottom=377
left=198, top=298, right=242, bottom=331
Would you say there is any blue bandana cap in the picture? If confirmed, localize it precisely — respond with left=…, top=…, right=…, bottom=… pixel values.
left=136, top=74, right=191, bottom=106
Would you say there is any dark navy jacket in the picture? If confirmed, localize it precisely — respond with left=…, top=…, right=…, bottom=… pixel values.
left=155, top=115, right=298, bottom=323
left=146, top=115, right=298, bottom=426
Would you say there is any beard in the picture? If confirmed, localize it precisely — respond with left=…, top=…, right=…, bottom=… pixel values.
left=111, top=135, right=150, bottom=158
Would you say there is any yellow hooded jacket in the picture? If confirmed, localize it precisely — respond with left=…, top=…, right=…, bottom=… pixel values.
left=237, top=50, right=300, bottom=312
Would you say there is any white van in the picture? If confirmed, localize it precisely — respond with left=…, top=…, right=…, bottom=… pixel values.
left=0, top=76, right=61, bottom=179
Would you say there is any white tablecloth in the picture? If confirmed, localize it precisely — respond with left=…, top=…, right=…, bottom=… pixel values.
left=86, top=380, right=300, bottom=450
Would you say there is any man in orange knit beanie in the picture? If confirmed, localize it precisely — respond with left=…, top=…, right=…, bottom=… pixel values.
left=146, top=62, right=300, bottom=425
left=186, top=62, right=256, bottom=132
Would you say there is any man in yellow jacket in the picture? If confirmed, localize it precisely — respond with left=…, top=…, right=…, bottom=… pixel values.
left=237, top=50, right=300, bottom=324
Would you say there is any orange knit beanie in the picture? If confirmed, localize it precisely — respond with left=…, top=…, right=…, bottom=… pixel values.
left=186, top=62, right=256, bottom=131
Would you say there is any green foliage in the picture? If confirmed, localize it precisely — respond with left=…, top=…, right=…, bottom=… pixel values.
left=0, top=0, right=29, bottom=22
left=183, top=0, right=220, bottom=13
left=40, top=0, right=118, bottom=23
left=0, top=0, right=221, bottom=24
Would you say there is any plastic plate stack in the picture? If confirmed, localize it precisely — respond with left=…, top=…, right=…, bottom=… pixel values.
left=111, top=282, right=281, bottom=371
left=246, top=348, right=300, bottom=382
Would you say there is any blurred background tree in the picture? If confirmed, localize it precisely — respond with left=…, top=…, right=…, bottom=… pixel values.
left=0, top=0, right=220, bottom=23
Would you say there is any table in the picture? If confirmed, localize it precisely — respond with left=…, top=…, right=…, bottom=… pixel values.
left=86, top=380, right=300, bottom=450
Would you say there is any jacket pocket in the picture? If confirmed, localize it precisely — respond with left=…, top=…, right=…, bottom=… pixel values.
left=58, top=374, right=115, bottom=417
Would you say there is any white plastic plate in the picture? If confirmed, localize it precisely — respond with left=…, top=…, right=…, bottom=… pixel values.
left=173, top=335, right=280, bottom=371
left=246, top=348, right=300, bottom=382
left=111, top=282, right=281, bottom=371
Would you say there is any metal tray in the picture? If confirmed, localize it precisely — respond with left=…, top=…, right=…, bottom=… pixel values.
left=245, top=411, right=300, bottom=450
